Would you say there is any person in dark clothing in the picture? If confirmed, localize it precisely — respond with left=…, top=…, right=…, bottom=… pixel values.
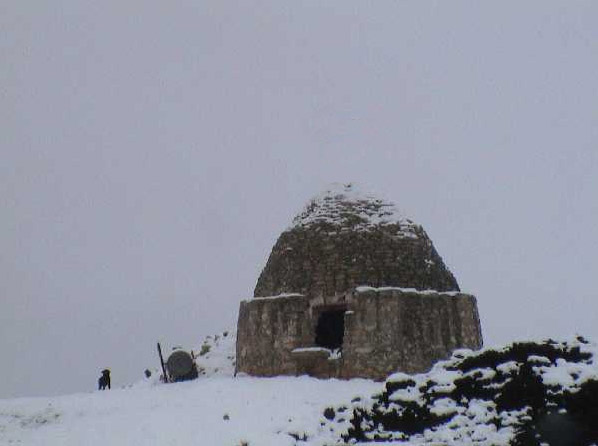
left=98, top=369, right=111, bottom=390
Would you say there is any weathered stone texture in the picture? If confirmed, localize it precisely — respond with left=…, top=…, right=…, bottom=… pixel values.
left=341, top=289, right=482, bottom=378
left=236, top=289, right=482, bottom=380
left=254, top=225, right=460, bottom=299
left=236, top=295, right=312, bottom=376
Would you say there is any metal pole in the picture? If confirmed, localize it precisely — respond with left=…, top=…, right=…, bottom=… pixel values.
left=157, top=342, right=168, bottom=383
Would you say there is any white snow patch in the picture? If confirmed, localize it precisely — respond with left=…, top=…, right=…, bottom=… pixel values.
left=389, top=385, right=422, bottom=403
left=429, top=397, right=460, bottom=417
left=292, top=347, right=331, bottom=354
left=464, top=367, right=497, bottom=381
left=355, top=286, right=462, bottom=296
left=248, top=293, right=304, bottom=302
left=496, top=361, right=520, bottom=374
left=290, top=183, right=419, bottom=235
left=193, top=330, right=237, bottom=378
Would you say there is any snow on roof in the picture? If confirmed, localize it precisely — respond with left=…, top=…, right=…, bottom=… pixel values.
left=244, top=293, right=304, bottom=303
left=290, top=183, right=418, bottom=234
left=355, top=286, right=463, bottom=297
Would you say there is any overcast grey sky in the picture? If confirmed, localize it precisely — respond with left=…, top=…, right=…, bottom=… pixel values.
left=2, top=1, right=597, bottom=398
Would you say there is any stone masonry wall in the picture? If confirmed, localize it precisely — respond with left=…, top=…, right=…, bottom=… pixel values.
left=235, top=288, right=482, bottom=380
left=341, top=289, right=482, bottom=378
left=254, top=225, right=460, bottom=299
left=236, top=294, right=312, bottom=376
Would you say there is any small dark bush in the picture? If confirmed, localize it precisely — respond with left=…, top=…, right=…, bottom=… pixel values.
left=495, top=363, right=546, bottom=413
left=323, top=407, right=335, bottom=420
left=199, top=344, right=211, bottom=356
left=454, top=341, right=591, bottom=373
left=385, top=378, right=416, bottom=394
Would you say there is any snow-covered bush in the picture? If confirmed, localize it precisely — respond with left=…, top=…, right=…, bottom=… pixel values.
left=322, top=337, right=598, bottom=445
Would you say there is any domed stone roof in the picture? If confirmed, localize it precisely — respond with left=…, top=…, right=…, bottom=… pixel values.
left=254, top=184, right=460, bottom=298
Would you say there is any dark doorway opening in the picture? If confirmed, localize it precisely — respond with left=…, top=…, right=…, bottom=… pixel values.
left=315, top=308, right=346, bottom=350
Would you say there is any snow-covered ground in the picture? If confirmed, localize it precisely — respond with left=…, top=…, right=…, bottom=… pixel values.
left=0, top=376, right=379, bottom=446
left=0, top=330, right=378, bottom=446
left=3, top=333, right=597, bottom=446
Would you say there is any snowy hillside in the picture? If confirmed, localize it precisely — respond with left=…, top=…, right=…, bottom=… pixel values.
left=0, top=330, right=379, bottom=446
left=194, top=329, right=237, bottom=378
left=0, top=376, right=381, bottom=446
left=2, top=335, right=598, bottom=446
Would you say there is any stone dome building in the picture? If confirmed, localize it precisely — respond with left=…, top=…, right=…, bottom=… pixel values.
left=236, top=184, right=482, bottom=380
